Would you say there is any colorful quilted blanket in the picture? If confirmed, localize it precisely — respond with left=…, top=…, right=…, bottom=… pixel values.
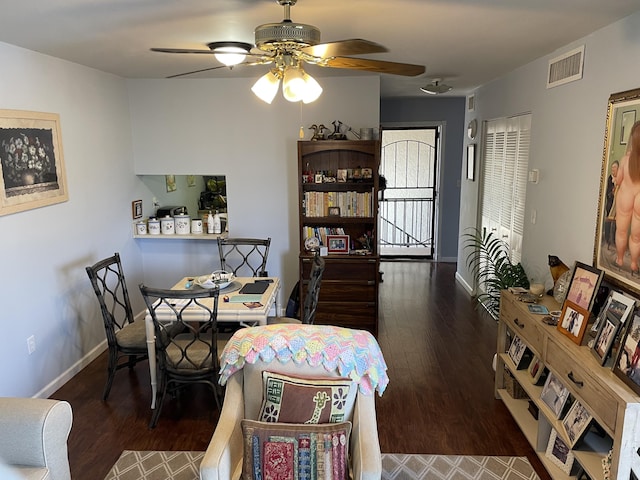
left=218, top=324, right=389, bottom=395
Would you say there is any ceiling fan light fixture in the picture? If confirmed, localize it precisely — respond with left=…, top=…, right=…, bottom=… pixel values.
left=208, top=41, right=252, bottom=67
left=301, top=72, right=322, bottom=104
left=420, top=78, right=452, bottom=95
left=252, top=70, right=281, bottom=104
left=282, top=66, right=307, bottom=102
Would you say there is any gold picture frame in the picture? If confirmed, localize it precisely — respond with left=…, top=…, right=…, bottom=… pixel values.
left=0, top=109, right=68, bottom=216
left=594, top=88, right=640, bottom=294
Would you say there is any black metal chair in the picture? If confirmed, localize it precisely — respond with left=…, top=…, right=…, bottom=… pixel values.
left=85, top=253, right=148, bottom=401
left=269, top=253, right=325, bottom=325
left=218, top=237, right=271, bottom=277
left=139, top=284, right=222, bottom=428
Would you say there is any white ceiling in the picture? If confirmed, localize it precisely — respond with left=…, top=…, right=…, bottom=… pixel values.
left=1, top=0, right=640, bottom=98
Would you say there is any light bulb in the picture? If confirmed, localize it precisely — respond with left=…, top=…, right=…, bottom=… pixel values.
left=213, top=46, right=248, bottom=67
left=252, top=71, right=280, bottom=104
left=302, top=73, right=322, bottom=104
left=282, top=67, right=306, bottom=102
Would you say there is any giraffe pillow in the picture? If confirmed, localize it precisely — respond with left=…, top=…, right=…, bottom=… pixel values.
left=258, top=371, right=357, bottom=424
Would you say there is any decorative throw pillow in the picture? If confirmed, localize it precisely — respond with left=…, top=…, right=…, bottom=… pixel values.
left=241, top=419, right=351, bottom=480
left=258, top=371, right=355, bottom=424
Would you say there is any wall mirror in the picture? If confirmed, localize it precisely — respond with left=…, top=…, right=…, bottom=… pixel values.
left=139, top=175, right=227, bottom=222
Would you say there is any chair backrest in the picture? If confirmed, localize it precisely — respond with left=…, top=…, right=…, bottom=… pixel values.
left=85, top=253, right=134, bottom=346
left=139, top=285, right=220, bottom=374
left=218, top=237, right=271, bottom=277
left=301, top=254, right=325, bottom=324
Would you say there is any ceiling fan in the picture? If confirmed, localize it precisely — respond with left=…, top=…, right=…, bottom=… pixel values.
left=151, top=0, right=426, bottom=103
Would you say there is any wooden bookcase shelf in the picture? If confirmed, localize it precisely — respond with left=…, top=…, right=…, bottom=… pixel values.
left=297, top=140, right=380, bottom=336
left=497, top=291, right=640, bottom=480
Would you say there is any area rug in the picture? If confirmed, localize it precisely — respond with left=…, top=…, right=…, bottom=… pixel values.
left=105, top=451, right=540, bottom=480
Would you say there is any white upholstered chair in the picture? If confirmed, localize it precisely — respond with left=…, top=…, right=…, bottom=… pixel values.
left=199, top=324, right=388, bottom=480
left=0, top=397, right=73, bottom=480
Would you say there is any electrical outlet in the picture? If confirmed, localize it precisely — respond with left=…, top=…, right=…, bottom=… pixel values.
left=27, top=335, right=36, bottom=355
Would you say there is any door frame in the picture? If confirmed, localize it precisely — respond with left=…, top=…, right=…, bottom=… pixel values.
left=379, top=121, right=446, bottom=261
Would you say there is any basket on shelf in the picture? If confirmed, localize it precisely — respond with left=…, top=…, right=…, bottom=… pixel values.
left=504, top=368, right=528, bottom=399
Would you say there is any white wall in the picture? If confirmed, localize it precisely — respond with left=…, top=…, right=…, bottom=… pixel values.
left=0, top=42, right=140, bottom=397
left=127, top=76, right=380, bottom=298
left=456, top=11, right=640, bottom=292
left=0, top=40, right=380, bottom=397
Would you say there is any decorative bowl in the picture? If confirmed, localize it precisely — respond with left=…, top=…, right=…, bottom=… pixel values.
left=196, top=270, right=234, bottom=289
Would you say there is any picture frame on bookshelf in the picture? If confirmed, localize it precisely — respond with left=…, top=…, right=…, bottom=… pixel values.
left=337, top=169, right=348, bottom=183
left=564, top=261, right=603, bottom=312
left=327, top=234, right=349, bottom=254
left=558, top=300, right=590, bottom=345
left=361, top=167, right=373, bottom=179
left=613, top=311, right=640, bottom=395
left=508, top=335, right=529, bottom=369
left=328, top=206, right=341, bottom=217
left=545, top=428, right=575, bottom=475
left=561, top=400, right=593, bottom=447
left=527, top=355, right=546, bottom=384
left=541, top=372, right=571, bottom=419
left=591, top=311, right=621, bottom=366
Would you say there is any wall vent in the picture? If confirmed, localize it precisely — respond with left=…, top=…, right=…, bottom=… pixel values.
left=467, top=94, right=475, bottom=112
left=547, top=45, right=584, bottom=88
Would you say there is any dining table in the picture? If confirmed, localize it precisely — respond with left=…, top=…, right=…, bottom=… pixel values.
left=144, top=275, right=281, bottom=408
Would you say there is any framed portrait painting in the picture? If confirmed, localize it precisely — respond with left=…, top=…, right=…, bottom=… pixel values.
left=0, top=110, right=68, bottom=216
left=594, top=88, right=640, bottom=296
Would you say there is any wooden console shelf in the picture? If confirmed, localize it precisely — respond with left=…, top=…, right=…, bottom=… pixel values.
left=497, top=291, right=640, bottom=480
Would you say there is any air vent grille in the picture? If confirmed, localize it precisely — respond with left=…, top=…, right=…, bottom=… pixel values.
left=547, top=45, right=584, bottom=88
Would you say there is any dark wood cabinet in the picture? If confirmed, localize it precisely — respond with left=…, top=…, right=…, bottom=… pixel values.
left=298, top=140, right=380, bottom=336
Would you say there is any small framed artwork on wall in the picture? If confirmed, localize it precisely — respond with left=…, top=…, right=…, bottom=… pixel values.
left=132, top=199, right=142, bottom=219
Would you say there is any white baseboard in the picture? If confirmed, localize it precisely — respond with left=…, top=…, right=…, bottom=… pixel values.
left=36, top=340, right=108, bottom=399
left=455, top=271, right=474, bottom=296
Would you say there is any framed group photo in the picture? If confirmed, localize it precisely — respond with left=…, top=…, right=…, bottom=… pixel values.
left=326, top=234, right=349, bottom=254
left=591, top=290, right=635, bottom=334
left=594, top=88, right=640, bottom=296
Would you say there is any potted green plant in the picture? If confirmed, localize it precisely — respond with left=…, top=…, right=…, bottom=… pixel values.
left=463, top=227, right=529, bottom=319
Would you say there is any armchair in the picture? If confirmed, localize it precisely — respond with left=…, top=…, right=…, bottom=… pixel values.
left=0, top=397, right=73, bottom=480
left=200, top=324, right=388, bottom=480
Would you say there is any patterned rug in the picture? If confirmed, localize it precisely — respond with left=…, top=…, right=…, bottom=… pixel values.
left=104, top=451, right=541, bottom=480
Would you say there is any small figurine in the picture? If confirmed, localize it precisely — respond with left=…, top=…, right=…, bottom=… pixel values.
left=309, top=124, right=328, bottom=141
left=327, top=120, right=347, bottom=140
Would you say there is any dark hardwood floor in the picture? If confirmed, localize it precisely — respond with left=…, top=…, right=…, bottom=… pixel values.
left=52, top=260, right=551, bottom=479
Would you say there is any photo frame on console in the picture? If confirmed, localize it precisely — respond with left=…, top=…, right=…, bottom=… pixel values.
left=594, top=88, right=640, bottom=296
left=326, top=235, right=349, bottom=254
left=540, top=372, right=571, bottom=419
left=558, top=300, right=590, bottom=345
left=591, top=311, right=621, bottom=366
left=508, top=335, right=529, bottom=369
left=564, top=261, right=603, bottom=312
left=613, top=311, right=640, bottom=395
left=545, top=428, right=575, bottom=474
left=561, top=400, right=593, bottom=448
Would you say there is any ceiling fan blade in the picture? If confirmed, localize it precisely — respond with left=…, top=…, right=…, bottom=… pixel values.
left=151, top=47, right=217, bottom=54
left=166, top=64, right=231, bottom=78
left=323, top=57, right=425, bottom=76
left=301, top=39, right=387, bottom=58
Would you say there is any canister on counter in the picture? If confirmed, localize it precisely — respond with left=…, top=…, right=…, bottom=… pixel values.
left=191, top=218, right=203, bottom=234
left=135, top=220, right=147, bottom=235
left=148, top=217, right=160, bottom=235
left=175, top=214, right=190, bottom=234
left=160, top=215, right=175, bottom=235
